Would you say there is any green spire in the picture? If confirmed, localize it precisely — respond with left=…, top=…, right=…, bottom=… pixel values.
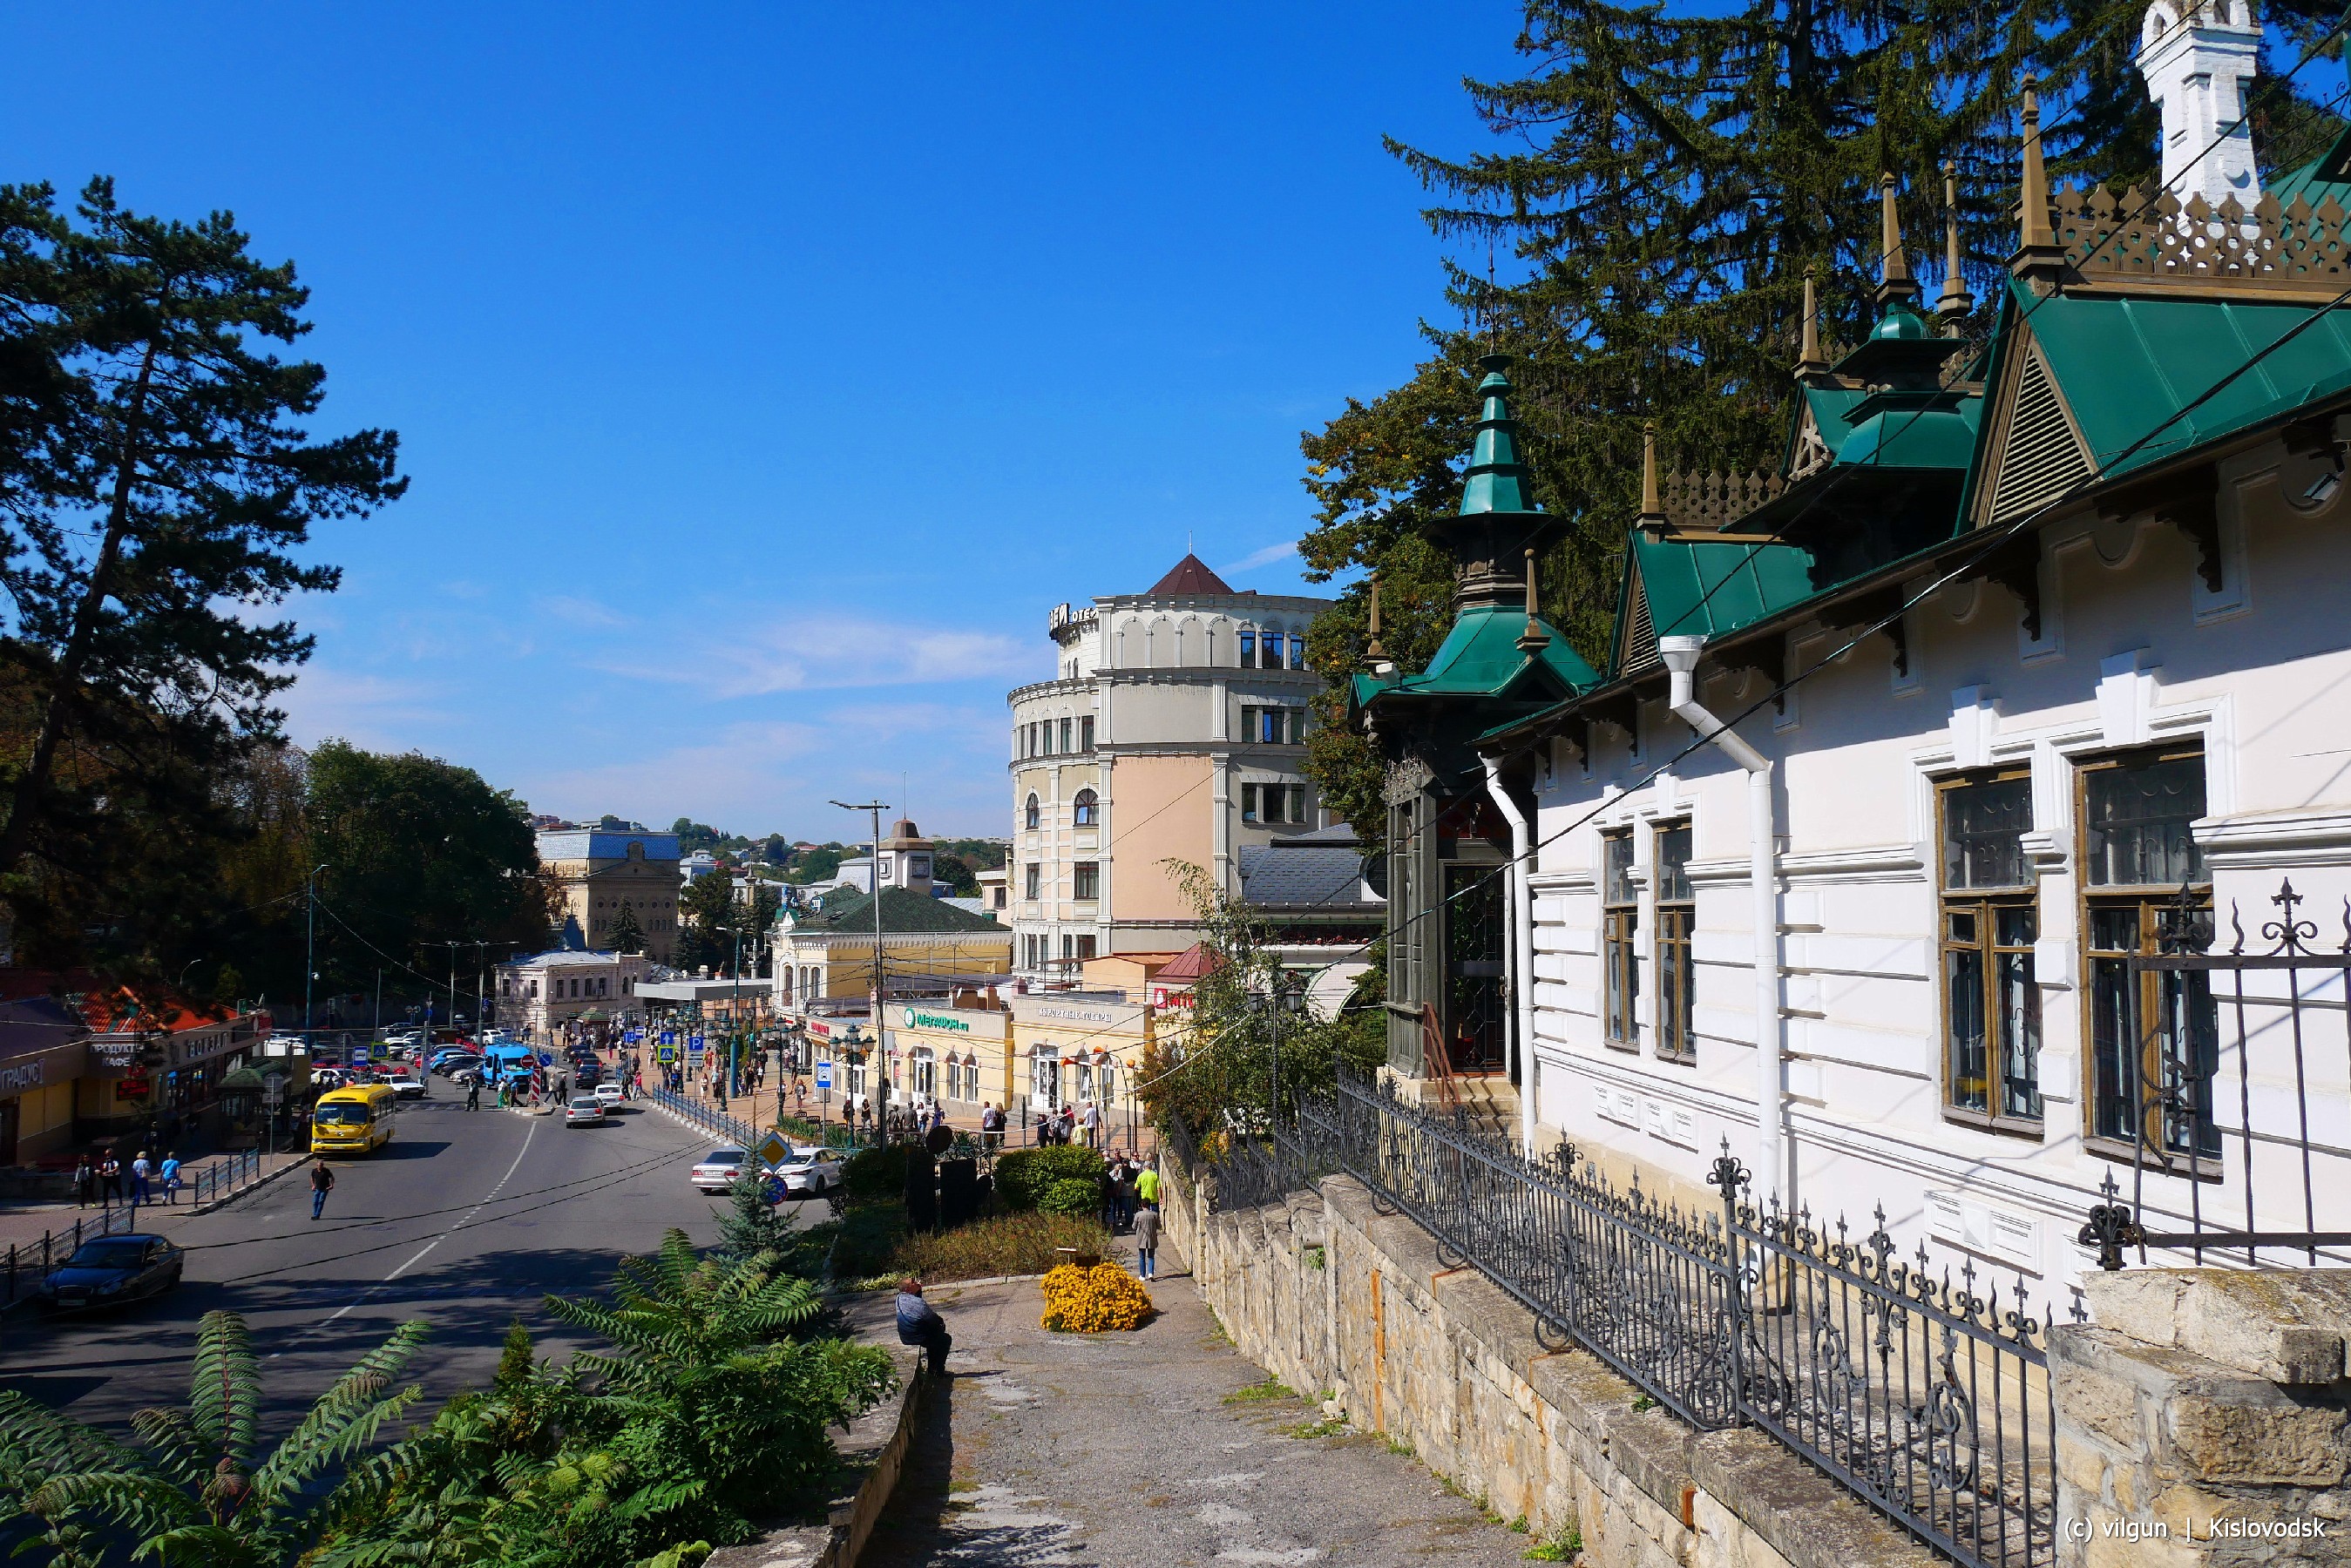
left=1458, top=355, right=1544, bottom=518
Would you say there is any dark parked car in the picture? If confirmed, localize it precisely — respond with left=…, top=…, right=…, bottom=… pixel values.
left=38, top=1233, right=184, bottom=1311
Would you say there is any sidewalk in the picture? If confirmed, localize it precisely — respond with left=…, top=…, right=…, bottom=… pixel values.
left=0, top=1146, right=308, bottom=1248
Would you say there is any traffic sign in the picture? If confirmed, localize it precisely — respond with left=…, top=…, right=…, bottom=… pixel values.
left=815, top=1061, right=834, bottom=1091
left=655, top=1045, right=675, bottom=1064
left=755, top=1130, right=794, bottom=1170
left=659, top=1031, right=676, bottom=1046
left=687, top=1034, right=706, bottom=1055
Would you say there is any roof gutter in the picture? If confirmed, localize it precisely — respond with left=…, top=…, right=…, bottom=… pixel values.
left=1657, top=634, right=1784, bottom=1202
left=1480, top=756, right=1537, bottom=1160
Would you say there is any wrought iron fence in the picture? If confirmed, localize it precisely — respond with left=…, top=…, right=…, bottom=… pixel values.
left=3, top=1206, right=139, bottom=1307
left=2080, top=877, right=2351, bottom=1269
left=1199, top=1071, right=2055, bottom=1568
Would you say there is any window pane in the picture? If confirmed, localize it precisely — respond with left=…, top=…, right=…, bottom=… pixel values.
left=2086, top=756, right=2206, bottom=888
left=1943, top=778, right=2033, bottom=889
left=2090, top=951, right=2137, bottom=1141
left=1947, top=943, right=1989, bottom=1111
left=1239, top=630, right=1255, bottom=664
left=1242, top=784, right=1258, bottom=822
left=1060, top=718, right=1073, bottom=752
left=1655, top=823, right=1693, bottom=903
left=1263, top=636, right=1282, bottom=669
left=1289, top=634, right=1305, bottom=669
left=1081, top=716, right=1094, bottom=750
left=1603, top=834, right=1636, bottom=905
left=1995, top=939, right=2042, bottom=1119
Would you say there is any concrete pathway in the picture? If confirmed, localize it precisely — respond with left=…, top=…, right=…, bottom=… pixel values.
left=852, top=1272, right=1537, bottom=1567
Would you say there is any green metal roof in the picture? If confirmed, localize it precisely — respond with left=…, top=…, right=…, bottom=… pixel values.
left=1834, top=393, right=1982, bottom=470
left=1353, top=604, right=1598, bottom=707
left=2270, top=127, right=2351, bottom=209
left=2009, top=276, right=2351, bottom=483
left=1458, top=357, right=1542, bottom=518
left=1629, top=535, right=1820, bottom=646
left=792, top=886, right=1006, bottom=936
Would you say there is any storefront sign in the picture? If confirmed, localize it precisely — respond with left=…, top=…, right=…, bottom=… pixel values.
left=900, top=1008, right=971, bottom=1032
left=1149, top=985, right=1195, bottom=1010
left=0, top=1058, right=43, bottom=1095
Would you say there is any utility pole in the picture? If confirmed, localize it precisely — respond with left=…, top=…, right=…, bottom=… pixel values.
left=304, top=864, right=329, bottom=1043
left=830, top=799, right=890, bottom=1119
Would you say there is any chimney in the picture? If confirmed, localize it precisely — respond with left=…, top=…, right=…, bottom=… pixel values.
left=2137, top=0, right=2261, bottom=208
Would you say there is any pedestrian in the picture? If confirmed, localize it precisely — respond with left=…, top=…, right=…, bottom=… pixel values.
left=894, top=1278, right=953, bottom=1376
left=71, top=1153, right=93, bottom=1209
left=98, top=1151, right=121, bottom=1211
left=1133, top=1200, right=1161, bottom=1281
left=1081, top=1098, right=1101, bottom=1150
left=1097, top=1159, right=1117, bottom=1230
left=1136, top=1159, right=1161, bottom=1211
left=1060, top=1103, right=1077, bottom=1145
left=1115, top=1158, right=1138, bottom=1230
left=309, top=1158, right=335, bottom=1220
left=160, top=1152, right=182, bottom=1205
left=130, top=1150, right=152, bottom=1207
left=465, top=1075, right=481, bottom=1112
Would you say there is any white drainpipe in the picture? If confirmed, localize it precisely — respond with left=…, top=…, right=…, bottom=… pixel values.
left=1482, top=756, right=1537, bottom=1159
left=1657, top=634, right=1785, bottom=1200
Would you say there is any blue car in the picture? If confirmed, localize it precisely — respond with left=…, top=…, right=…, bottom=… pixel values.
left=37, top=1233, right=184, bottom=1311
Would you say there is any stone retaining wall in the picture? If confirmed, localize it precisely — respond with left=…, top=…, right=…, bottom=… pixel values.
left=1157, top=1156, right=2351, bottom=1568
left=706, top=1345, right=926, bottom=1568
left=1157, top=1162, right=1940, bottom=1568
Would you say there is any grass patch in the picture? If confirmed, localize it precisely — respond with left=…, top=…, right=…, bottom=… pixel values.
left=1523, top=1520, right=1584, bottom=1562
left=1629, top=1394, right=1658, bottom=1413
left=1386, top=1436, right=1414, bottom=1457
left=1222, top=1376, right=1297, bottom=1405
left=1283, top=1416, right=1349, bottom=1439
left=1302, top=1244, right=1326, bottom=1270
left=948, top=1480, right=979, bottom=1494
left=1205, top=1312, right=1234, bottom=1347
left=897, top=1211, right=1112, bottom=1283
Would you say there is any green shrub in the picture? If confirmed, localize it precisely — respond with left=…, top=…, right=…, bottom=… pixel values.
left=994, top=1146, right=1104, bottom=1210
left=1038, top=1177, right=1098, bottom=1217
left=841, top=1143, right=917, bottom=1202
left=893, top=1211, right=1111, bottom=1282
left=809, top=1201, right=906, bottom=1280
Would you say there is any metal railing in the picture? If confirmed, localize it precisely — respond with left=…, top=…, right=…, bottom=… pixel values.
left=184, top=1148, right=268, bottom=1210
left=2081, top=877, right=2351, bottom=1269
left=650, top=1087, right=758, bottom=1148
left=1199, top=1070, right=2056, bottom=1568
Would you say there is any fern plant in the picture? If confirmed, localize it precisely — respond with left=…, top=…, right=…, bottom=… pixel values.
left=0, top=1309, right=425, bottom=1566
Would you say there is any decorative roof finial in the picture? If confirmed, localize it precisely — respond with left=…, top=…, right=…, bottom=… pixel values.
left=1795, top=266, right=1830, bottom=379
left=1936, top=161, right=1975, bottom=335
left=1515, top=549, right=1552, bottom=654
left=1875, top=173, right=1918, bottom=309
left=1636, top=422, right=1667, bottom=535
left=1365, top=573, right=1391, bottom=671
left=2013, top=77, right=2066, bottom=282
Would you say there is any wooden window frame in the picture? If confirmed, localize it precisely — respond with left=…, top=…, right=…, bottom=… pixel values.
left=1074, top=862, right=1100, bottom=900
left=1602, top=828, right=1639, bottom=1052
left=1654, top=821, right=1696, bottom=1065
left=2074, top=744, right=2219, bottom=1168
left=1936, top=767, right=2044, bottom=1135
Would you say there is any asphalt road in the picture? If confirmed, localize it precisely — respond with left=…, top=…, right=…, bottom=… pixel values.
left=0, top=1086, right=794, bottom=1435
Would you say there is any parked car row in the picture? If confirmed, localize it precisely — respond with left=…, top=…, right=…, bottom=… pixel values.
left=685, top=1144, right=841, bottom=1197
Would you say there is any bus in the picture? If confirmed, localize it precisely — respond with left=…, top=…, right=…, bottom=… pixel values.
left=310, top=1083, right=398, bottom=1156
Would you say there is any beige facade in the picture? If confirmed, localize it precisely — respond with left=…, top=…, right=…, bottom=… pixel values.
left=1008, top=555, right=1333, bottom=978
left=1007, top=989, right=1149, bottom=1142
left=494, top=950, right=651, bottom=1044
left=536, top=828, right=682, bottom=962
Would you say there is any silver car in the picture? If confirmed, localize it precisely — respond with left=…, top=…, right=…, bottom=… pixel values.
left=690, top=1148, right=748, bottom=1192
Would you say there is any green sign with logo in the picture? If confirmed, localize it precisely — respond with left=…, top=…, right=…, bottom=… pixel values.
left=899, top=1007, right=971, bottom=1033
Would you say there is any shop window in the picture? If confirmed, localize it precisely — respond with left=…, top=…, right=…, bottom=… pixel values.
left=1655, top=821, right=1696, bottom=1064
left=1940, top=773, right=2043, bottom=1130
left=1602, top=830, right=1639, bottom=1050
left=1074, top=862, right=1100, bottom=900
left=2082, top=747, right=2218, bottom=1160
left=1073, top=789, right=1098, bottom=826
left=912, top=1048, right=936, bottom=1101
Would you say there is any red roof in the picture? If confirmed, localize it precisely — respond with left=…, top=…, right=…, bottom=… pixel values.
left=0, top=970, right=240, bottom=1034
left=1154, top=943, right=1224, bottom=984
left=1148, top=553, right=1236, bottom=596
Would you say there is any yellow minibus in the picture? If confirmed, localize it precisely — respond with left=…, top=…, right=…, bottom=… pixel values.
left=309, top=1083, right=397, bottom=1156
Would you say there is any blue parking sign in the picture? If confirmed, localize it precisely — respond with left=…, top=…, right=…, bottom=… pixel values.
left=688, top=1033, right=705, bottom=1055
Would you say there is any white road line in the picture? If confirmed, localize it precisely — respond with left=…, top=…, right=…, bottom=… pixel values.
left=275, top=1114, right=542, bottom=1348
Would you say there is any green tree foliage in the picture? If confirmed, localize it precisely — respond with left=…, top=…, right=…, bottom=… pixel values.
left=931, top=852, right=980, bottom=896
left=606, top=902, right=647, bottom=956
left=305, top=740, right=551, bottom=996
left=1038, top=1177, right=1099, bottom=1218
left=1139, top=862, right=1383, bottom=1139
left=713, top=1169, right=803, bottom=1267
left=0, top=179, right=402, bottom=977
left=0, top=1310, right=425, bottom=1568
left=783, top=844, right=842, bottom=885
left=1297, top=0, right=2347, bottom=842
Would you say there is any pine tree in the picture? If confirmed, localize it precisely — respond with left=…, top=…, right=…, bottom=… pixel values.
left=606, top=902, right=646, bottom=956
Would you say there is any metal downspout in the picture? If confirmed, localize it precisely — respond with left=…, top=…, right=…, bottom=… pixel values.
left=1482, top=756, right=1537, bottom=1159
left=1657, top=635, right=1785, bottom=1200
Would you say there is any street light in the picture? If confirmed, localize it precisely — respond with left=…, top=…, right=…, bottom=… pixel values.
left=303, top=864, right=330, bottom=1040
left=711, top=923, right=745, bottom=1105
left=830, top=800, right=890, bottom=1127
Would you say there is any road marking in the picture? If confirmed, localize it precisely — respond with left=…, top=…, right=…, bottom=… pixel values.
left=281, top=1114, right=543, bottom=1343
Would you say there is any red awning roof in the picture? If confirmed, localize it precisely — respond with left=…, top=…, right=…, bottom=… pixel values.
left=1154, top=943, right=1223, bottom=983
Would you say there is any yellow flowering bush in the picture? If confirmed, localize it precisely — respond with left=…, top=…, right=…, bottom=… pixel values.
left=1039, top=1261, right=1153, bottom=1333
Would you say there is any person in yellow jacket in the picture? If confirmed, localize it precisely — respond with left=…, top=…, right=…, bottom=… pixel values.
left=1135, top=1161, right=1161, bottom=1207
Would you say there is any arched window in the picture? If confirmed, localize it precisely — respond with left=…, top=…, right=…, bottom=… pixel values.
left=1025, top=794, right=1040, bottom=829
left=1073, top=788, right=1099, bottom=826
left=1238, top=626, right=1256, bottom=666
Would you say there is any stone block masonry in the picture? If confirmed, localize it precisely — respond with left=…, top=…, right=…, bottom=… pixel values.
left=1157, top=1155, right=2351, bottom=1568
left=1155, top=1161, right=1941, bottom=1568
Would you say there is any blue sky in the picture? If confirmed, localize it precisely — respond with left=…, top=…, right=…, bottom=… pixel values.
left=3, top=2, right=1523, bottom=839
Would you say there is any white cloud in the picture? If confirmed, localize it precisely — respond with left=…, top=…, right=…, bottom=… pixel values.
left=535, top=593, right=631, bottom=630
left=588, top=615, right=1031, bottom=699
left=274, top=666, right=451, bottom=752
left=1220, top=540, right=1298, bottom=574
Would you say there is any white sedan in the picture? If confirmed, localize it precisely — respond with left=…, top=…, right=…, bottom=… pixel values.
left=690, top=1149, right=749, bottom=1192
left=770, top=1149, right=844, bottom=1198
left=593, top=1082, right=625, bottom=1110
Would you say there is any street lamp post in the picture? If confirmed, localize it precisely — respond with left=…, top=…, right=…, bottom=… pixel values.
left=830, top=800, right=889, bottom=1126
left=303, top=864, right=329, bottom=1041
